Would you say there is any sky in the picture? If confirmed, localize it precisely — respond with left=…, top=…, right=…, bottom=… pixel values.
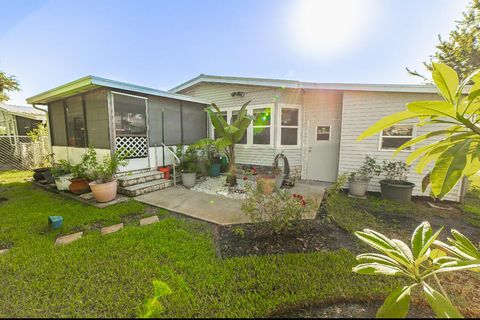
left=0, top=0, right=471, bottom=105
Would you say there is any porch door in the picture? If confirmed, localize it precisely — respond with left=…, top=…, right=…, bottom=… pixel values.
left=305, top=119, right=341, bottom=182
left=112, top=92, right=149, bottom=172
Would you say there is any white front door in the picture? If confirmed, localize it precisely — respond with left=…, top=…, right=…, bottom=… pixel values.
left=306, top=119, right=341, bottom=182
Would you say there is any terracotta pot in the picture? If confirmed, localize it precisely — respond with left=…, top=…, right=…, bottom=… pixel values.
left=256, top=175, right=276, bottom=195
left=89, top=180, right=118, bottom=203
left=69, top=178, right=90, bottom=194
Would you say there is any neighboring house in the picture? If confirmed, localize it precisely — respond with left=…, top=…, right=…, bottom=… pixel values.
left=26, top=76, right=209, bottom=172
left=27, top=74, right=466, bottom=202
left=170, top=74, right=465, bottom=202
left=0, top=103, right=45, bottom=136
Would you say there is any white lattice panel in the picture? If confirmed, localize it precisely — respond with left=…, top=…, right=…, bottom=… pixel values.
left=116, top=136, right=148, bottom=158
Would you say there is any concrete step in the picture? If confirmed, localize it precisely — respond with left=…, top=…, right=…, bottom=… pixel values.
left=117, top=171, right=164, bottom=187
left=119, top=179, right=172, bottom=197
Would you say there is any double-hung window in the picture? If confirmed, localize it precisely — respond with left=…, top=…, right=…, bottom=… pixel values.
left=380, top=124, right=414, bottom=150
left=280, top=107, right=300, bottom=146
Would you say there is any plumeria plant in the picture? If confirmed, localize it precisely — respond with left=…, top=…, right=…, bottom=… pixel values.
left=353, top=221, right=480, bottom=318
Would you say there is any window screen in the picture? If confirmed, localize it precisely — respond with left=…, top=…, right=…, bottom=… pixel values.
left=163, top=101, right=182, bottom=145
left=85, top=90, right=110, bottom=148
left=48, top=101, right=67, bottom=146
left=113, top=93, right=147, bottom=136
left=65, top=96, right=86, bottom=147
left=182, top=102, right=207, bottom=145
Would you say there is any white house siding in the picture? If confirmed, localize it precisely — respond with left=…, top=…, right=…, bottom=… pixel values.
left=301, top=90, right=343, bottom=180
left=180, top=83, right=304, bottom=174
left=339, top=91, right=462, bottom=202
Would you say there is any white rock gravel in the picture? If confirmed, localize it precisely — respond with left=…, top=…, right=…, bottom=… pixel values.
left=187, top=176, right=256, bottom=200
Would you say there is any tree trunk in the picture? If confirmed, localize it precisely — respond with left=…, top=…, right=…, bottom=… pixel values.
left=226, top=145, right=237, bottom=186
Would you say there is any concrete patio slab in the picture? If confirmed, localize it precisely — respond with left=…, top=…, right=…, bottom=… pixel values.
left=135, top=187, right=249, bottom=225
left=135, top=181, right=326, bottom=226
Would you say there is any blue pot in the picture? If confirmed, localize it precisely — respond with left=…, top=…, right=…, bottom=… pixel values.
left=209, top=163, right=221, bottom=177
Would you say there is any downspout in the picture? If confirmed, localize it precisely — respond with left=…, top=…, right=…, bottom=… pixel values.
left=32, top=104, right=52, bottom=155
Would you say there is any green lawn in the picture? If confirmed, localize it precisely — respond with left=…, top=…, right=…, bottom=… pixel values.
left=0, top=171, right=400, bottom=318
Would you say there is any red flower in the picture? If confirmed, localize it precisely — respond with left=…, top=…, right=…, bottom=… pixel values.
left=243, top=176, right=248, bottom=181
left=301, top=200, right=306, bottom=207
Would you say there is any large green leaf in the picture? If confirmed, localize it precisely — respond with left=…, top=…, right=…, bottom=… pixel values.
left=207, top=107, right=227, bottom=136
left=376, top=285, right=413, bottom=319
left=357, top=111, right=420, bottom=141
left=411, top=222, right=432, bottom=259
left=406, top=101, right=456, bottom=118
left=393, top=128, right=461, bottom=156
left=356, top=253, right=405, bottom=269
left=431, top=140, right=471, bottom=197
left=432, top=62, right=459, bottom=104
left=450, top=229, right=480, bottom=258
left=417, top=227, right=443, bottom=261
left=352, top=263, right=406, bottom=276
left=433, top=259, right=480, bottom=274
left=423, top=282, right=463, bottom=318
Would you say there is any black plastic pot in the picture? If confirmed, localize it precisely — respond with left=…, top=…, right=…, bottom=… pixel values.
left=379, top=180, right=415, bottom=203
left=42, top=170, right=56, bottom=184
left=33, top=168, right=48, bottom=181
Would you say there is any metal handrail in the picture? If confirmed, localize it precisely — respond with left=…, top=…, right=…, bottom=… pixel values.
left=160, top=143, right=180, bottom=187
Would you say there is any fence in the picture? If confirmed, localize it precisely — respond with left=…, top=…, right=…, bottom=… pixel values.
left=0, top=135, right=50, bottom=171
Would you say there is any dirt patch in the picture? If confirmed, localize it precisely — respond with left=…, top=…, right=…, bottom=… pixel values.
left=0, top=241, right=13, bottom=250
left=0, top=197, right=7, bottom=204
left=273, top=300, right=433, bottom=318
left=216, top=218, right=359, bottom=258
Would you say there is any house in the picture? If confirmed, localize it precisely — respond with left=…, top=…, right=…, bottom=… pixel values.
left=170, top=74, right=466, bottom=202
left=26, top=76, right=209, bottom=173
left=27, top=74, right=466, bottom=202
left=0, top=103, right=45, bottom=136
left=0, top=103, right=47, bottom=170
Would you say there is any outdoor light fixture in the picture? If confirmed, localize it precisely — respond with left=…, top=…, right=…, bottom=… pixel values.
left=230, top=91, right=246, bottom=97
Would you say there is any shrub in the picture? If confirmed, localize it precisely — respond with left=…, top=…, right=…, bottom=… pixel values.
left=382, top=160, right=410, bottom=183
left=350, top=155, right=381, bottom=181
left=241, top=186, right=315, bottom=236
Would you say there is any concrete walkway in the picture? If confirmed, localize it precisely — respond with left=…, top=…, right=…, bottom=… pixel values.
left=135, top=181, right=326, bottom=226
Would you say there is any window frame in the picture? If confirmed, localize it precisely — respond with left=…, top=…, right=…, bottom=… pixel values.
left=208, top=104, right=274, bottom=148
left=277, top=104, right=302, bottom=148
left=378, top=124, right=416, bottom=152
left=315, top=125, right=331, bottom=142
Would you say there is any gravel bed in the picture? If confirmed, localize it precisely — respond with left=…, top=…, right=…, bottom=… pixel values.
left=185, top=176, right=256, bottom=200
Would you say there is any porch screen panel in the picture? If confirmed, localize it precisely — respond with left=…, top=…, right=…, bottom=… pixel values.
left=48, top=100, right=67, bottom=146
left=163, top=100, right=182, bottom=145
left=85, top=90, right=110, bottom=148
left=147, top=97, right=163, bottom=147
left=65, top=96, right=86, bottom=147
left=182, top=102, right=207, bottom=145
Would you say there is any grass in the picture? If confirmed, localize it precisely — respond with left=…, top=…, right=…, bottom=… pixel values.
left=0, top=170, right=401, bottom=318
left=462, top=174, right=480, bottom=227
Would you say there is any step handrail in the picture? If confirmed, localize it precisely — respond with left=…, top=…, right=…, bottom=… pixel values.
left=159, top=143, right=180, bottom=187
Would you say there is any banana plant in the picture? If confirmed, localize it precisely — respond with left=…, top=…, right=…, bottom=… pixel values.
left=353, top=221, right=480, bottom=318
left=358, top=63, right=480, bottom=199
left=206, top=101, right=253, bottom=186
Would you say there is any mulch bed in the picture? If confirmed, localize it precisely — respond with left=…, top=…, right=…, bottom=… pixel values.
left=272, top=300, right=433, bottom=318
left=216, top=217, right=359, bottom=258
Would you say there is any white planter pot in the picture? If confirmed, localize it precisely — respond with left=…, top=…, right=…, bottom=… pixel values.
left=182, top=172, right=197, bottom=188
left=54, top=174, right=73, bottom=191
left=349, top=179, right=369, bottom=197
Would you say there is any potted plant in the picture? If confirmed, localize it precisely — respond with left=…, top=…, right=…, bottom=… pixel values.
left=348, top=155, right=381, bottom=198
left=51, top=160, right=72, bottom=191
left=32, top=153, right=54, bottom=182
left=68, top=148, right=97, bottom=195
left=379, top=160, right=415, bottom=203
left=88, top=149, right=128, bottom=203
left=177, top=146, right=199, bottom=188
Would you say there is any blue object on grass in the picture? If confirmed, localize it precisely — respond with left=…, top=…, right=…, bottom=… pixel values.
left=48, top=216, right=63, bottom=230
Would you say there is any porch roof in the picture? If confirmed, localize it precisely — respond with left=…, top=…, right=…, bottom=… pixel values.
left=0, top=103, right=46, bottom=120
left=26, top=75, right=209, bottom=105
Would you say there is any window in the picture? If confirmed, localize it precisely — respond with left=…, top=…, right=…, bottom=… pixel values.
left=231, top=110, right=247, bottom=144
left=252, top=107, right=272, bottom=145
left=113, top=93, right=147, bottom=136
left=65, top=96, right=86, bottom=147
left=317, top=126, right=330, bottom=141
left=380, top=125, right=414, bottom=150
left=280, top=108, right=300, bottom=146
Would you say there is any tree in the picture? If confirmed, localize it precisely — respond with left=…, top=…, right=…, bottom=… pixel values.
left=407, top=0, right=480, bottom=82
left=0, top=71, right=20, bottom=102
left=206, top=101, right=253, bottom=186
left=358, top=63, right=480, bottom=199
